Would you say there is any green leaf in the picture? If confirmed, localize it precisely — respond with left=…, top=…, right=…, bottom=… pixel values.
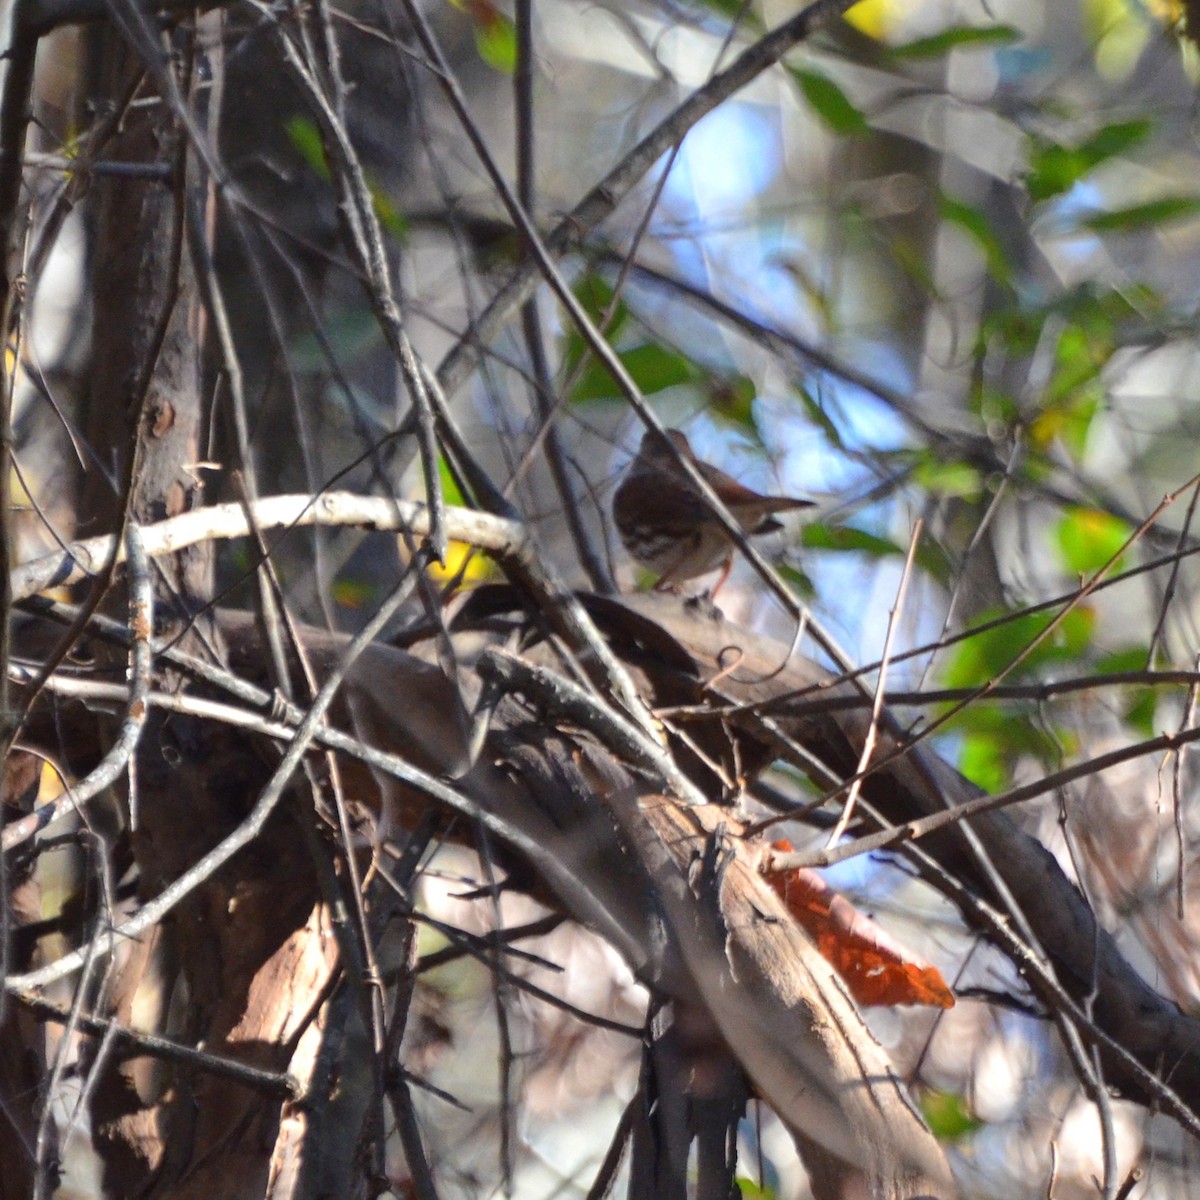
left=372, top=189, right=410, bottom=242
left=285, top=118, right=407, bottom=241
left=957, top=728, right=1014, bottom=791
left=1029, top=391, right=1099, bottom=460
left=1094, top=647, right=1147, bottom=675
left=569, top=275, right=629, bottom=343
left=802, top=523, right=903, bottom=559
left=790, top=68, right=870, bottom=137
left=1046, top=324, right=1104, bottom=403
left=914, top=540, right=956, bottom=588
left=474, top=11, right=517, bottom=73
left=1083, top=118, right=1156, bottom=160
left=982, top=306, right=1042, bottom=358
left=890, top=23, right=1021, bottom=59
left=1026, top=119, right=1153, bottom=202
left=793, top=384, right=845, bottom=451
left=619, top=344, right=696, bottom=393
left=921, top=1089, right=984, bottom=1142
left=561, top=276, right=630, bottom=380
left=911, top=458, right=984, bottom=500
left=1078, top=195, right=1200, bottom=232
left=736, top=1179, right=776, bottom=1199
left=1054, top=507, right=1131, bottom=575
left=285, top=117, right=330, bottom=180
left=776, top=561, right=816, bottom=599
left=290, top=308, right=382, bottom=371
left=570, top=343, right=696, bottom=403
left=438, top=454, right=467, bottom=507
left=952, top=708, right=1071, bottom=789
left=887, top=234, right=939, bottom=293
left=1025, top=321, right=1109, bottom=459
left=942, top=607, right=1095, bottom=688
left=1124, top=687, right=1157, bottom=738
left=1026, top=145, right=1083, bottom=203
left=331, top=577, right=377, bottom=610
left=697, top=0, right=764, bottom=25
left=973, top=384, right=1020, bottom=426
left=1093, top=647, right=1158, bottom=732
left=955, top=715, right=1041, bottom=792
left=940, top=195, right=1013, bottom=287
left=801, top=523, right=951, bottom=586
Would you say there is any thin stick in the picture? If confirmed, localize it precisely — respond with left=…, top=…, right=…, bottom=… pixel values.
left=6, top=554, right=427, bottom=989
left=824, top=520, right=922, bottom=848
left=1174, top=658, right=1199, bottom=918
left=13, top=991, right=300, bottom=1095
left=476, top=647, right=706, bottom=806
left=1147, top=474, right=1200, bottom=665
left=748, top=472, right=1200, bottom=838
left=3, top=523, right=154, bottom=849
left=768, top=715, right=1200, bottom=872
left=272, top=17, right=447, bottom=561
left=435, top=0, right=858, bottom=401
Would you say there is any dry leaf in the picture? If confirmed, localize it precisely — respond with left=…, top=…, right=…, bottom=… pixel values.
left=765, top=842, right=955, bottom=1010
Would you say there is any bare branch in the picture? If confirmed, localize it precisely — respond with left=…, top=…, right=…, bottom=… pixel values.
left=11, top=492, right=522, bottom=601
left=3, top=522, right=153, bottom=850
left=13, top=992, right=300, bottom=1097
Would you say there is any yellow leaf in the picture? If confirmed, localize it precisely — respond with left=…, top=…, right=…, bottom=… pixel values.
left=422, top=539, right=495, bottom=586
left=845, top=0, right=895, bottom=39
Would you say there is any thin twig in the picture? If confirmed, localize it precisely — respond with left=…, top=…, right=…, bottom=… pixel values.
left=31, top=827, right=120, bottom=1200
left=7, top=552, right=428, bottom=990
left=31, top=900, right=110, bottom=1200
left=665, top=668, right=1200, bottom=719
left=412, top=913, right=564, bottom=973
left=272, top=10, right=447, bottom=562
left=767, top=715, right=1200, bottom=872
left=3, top=522, right=154, bottom=850
left=1147, top=474, right=1200, bottom=665
left=510, top=0, right=611, bottom=593
left=6, top=617, right=654, bottom=993
left=917, top=433, right=1022, bottom=690
left=13, top=489, right=657, bottom=740
left=603, top=254, right=942, bottom=441
left=477, top=647, right=705, bottom=806
left=434, top=0, right=858, bottom=400
left=584, top=1087, right=640, bottom=1200
left=1173, top=658, right=1198, bottom=918
left=824, top=520, right=922, bottom=848
left=13, top=991, right=300, bottom=1096
left=0, top=0, right=40, bottom=1029
left=748, top=472, right=1200, bottom=837
left=892, top=829, right=1200, bottom=1139
left=723, top=539, right=1200, bottom=718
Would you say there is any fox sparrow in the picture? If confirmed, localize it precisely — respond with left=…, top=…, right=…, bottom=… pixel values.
left=613, top=427, right=814, bottom=596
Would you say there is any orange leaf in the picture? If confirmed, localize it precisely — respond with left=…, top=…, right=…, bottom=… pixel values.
left=765, top=841, right=955, bottom=1010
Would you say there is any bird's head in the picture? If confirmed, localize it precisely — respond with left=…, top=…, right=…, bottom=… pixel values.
left=635, top=427, right=692, bottom=468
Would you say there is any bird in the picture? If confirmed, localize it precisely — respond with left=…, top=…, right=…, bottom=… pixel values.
left=612, top=427, right=815, bottom=598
